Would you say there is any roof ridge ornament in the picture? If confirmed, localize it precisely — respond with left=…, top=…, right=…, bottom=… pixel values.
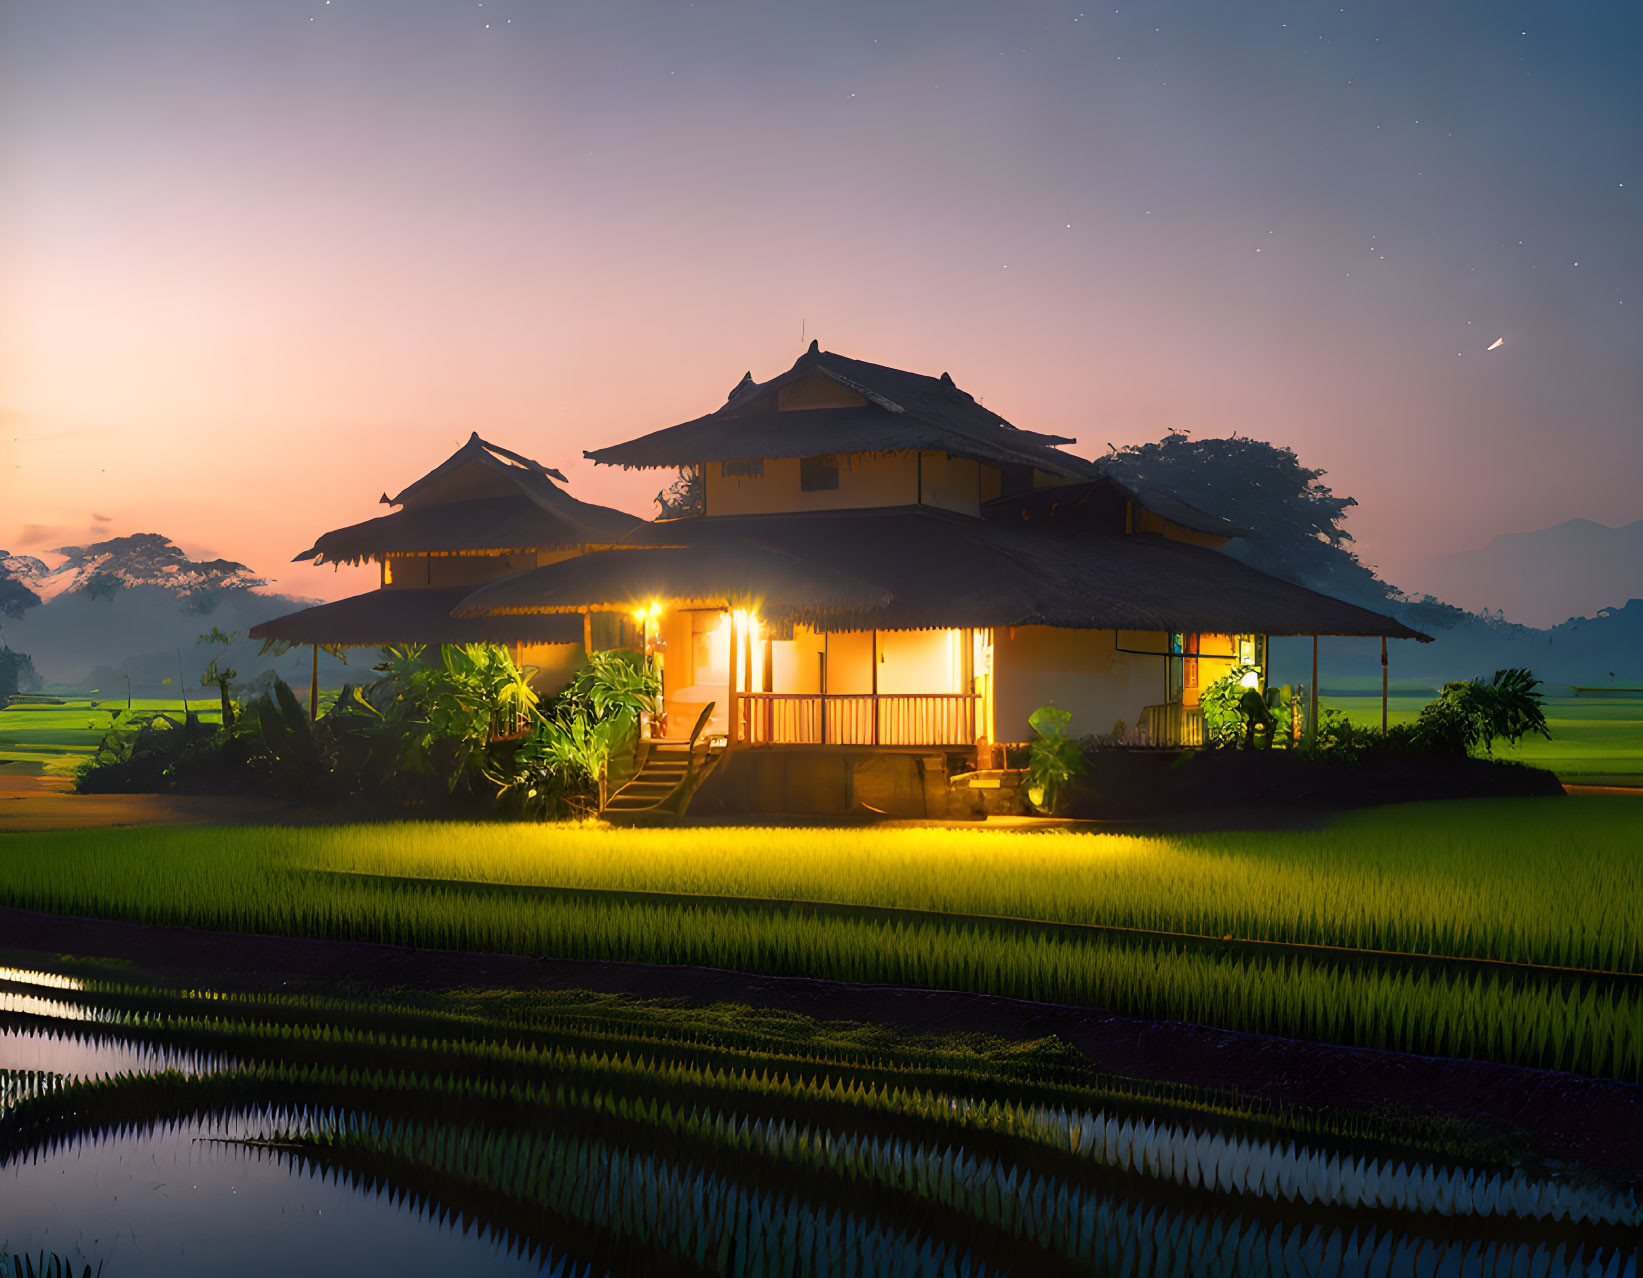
left=476, top=436, right=568, bottom=483
left=727, top=371, right=755, bottom=402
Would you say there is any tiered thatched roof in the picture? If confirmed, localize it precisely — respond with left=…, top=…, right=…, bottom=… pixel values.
left=296, top=434, right=639, bottom=565
left=584, top=344, right=1101, bottom=479
left=459, top=506, right=1429, bottom=640
left=456, top=544, right=888, bottom=619
left=985, top=476, right=1246, bottom=540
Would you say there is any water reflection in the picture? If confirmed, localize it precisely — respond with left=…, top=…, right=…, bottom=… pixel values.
left=0, top=1115, right=564, bottom=1278
left=1, top=1027, right=232, bottom=1081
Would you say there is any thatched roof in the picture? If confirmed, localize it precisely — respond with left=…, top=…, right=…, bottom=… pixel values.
left=985, top=476, right=1247, bottom=540
left=585, top=344, right=1101, bottom=479
left=248, top=587, right=583, bottom=648
left=462, top=506, right=1429, bottom=640
left=391, top=433, right=566, bottom=504
left=297, top=434, right=640, bottom=565
left=455, top=544, right=889, bottom=619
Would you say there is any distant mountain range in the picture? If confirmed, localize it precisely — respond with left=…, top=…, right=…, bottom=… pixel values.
left=0, top=534, right=344, bottom=693
left=1412, top=518, right=1643, bottom=629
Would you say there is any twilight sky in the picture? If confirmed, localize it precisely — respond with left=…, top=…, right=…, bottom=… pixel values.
left=2, top=0, right=1638, bottom=605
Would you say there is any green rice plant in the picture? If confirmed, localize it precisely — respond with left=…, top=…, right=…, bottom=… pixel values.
left=2, top=801, right=1640, bottom=1079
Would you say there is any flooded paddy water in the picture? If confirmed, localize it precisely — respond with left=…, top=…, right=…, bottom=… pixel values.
left=1, top=965, right=1638, bottom=1277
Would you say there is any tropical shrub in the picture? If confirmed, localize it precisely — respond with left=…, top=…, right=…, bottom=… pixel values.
left=1025, top=704, right=1086, bottom=813
left=1413, top=668, right=1550, bottom=756
left=495, top=649, right=660, bottom=815
left=1199, top=665, right=1276, bottom=748
left=323, top=644, right=540, bottom=802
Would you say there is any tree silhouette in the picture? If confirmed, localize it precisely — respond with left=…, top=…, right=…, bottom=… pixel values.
left=1104, top=431, right=1390, bottom=605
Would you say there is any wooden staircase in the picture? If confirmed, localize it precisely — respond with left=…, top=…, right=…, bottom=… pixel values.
left=602, top=703, right=721, bottom=822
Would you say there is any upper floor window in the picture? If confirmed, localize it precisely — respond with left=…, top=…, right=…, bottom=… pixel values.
left=721, top=458, right=763, bottom=478
left=800, top=454, right=841, bottom=491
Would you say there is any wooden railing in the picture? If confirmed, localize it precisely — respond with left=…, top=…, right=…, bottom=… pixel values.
left=738, top=693, right=980, bottom=747
left=1139, top=702, right=1205, bottom=748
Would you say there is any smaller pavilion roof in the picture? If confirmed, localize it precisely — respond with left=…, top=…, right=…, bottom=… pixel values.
left=296, top=434, right=641, bottom=565
left=248, top=587, right=584, bottom=648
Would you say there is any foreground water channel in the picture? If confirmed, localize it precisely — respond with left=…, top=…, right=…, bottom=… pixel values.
left=1, top=966, right=1638, bottom=1277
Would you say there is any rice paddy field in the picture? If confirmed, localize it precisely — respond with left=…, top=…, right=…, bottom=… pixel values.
left=0, top=698, right=220, bottom=778
left=1, top=799, right=1639, bottom=1083
left=4, top=966, right=1640, bottom=1276
left=1330, top=686, right=1643, bottom=787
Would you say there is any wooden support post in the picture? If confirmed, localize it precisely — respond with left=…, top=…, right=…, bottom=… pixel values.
left=820, top=633, right=829, bottom=745
left=871, top=628, right=880, bottom=746
left=726, top=609, right=738, bottom=747
left=1381, top=636, right=1389, bottom=735
left=1309, top=635, right=1319, bottom=744
left=310, top=645, right=320, bottom=722
left=582, top=611, right=593, bottom=654
left=761, top=637, right=774, bottom=742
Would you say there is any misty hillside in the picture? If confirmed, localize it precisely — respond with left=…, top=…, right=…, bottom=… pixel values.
left=1271, top=597, right=1643, bottom=693
left=1412, top=518, right=1643, bottom=629
left=0, top=534, right=349, bottom=694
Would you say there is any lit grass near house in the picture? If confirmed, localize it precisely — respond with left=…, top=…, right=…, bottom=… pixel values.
left=2, top=799, right=1639, bottom=1080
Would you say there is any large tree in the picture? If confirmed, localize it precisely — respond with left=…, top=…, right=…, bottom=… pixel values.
left=1102, top=431, right=1390, bottom=607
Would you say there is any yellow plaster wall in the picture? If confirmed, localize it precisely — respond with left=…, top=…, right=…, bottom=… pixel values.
left=383, top=552, right=527, bottom=588
left=771, top=625, right=826, bottom=694
left=1134, top=509, right=1228, bottom=547
left=516, top=642, right=582, bottom=697
left=822, top=630, right=875, bottom=694
left=1183, top=632, right=1243, bottom=707
left=918, top=453, right=981, bottom=516
left=706, top=452, right=919, bottom=515
left=993, top=627, right=1164, bottom=742
left=979, top=465, right=1003, bottom=504
left=876, top=628, right=965, bottom=693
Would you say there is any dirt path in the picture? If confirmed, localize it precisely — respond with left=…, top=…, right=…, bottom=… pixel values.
left=0, top=771, right=294, bottom=832
left=1, top=905, right=1637, bottom=1180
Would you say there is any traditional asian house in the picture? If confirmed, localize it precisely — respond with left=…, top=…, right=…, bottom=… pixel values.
left=249, top=433, right=641, bottom=701
left=456, top=344, right=1427, bottom=815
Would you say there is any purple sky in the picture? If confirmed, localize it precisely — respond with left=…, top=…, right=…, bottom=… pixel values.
left=2, top=0, right=1638, bottom=603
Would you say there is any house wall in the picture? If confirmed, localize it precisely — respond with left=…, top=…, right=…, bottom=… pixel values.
left=704, top=449, right=982, bottom=517
left=875, top=628, right=965, bottom=694
left=1134, top=508, right=1229, bottom=548
left=383, top=552, right=530, bottom=588
left=1182, top=632, right=1244, bottom=707
left=918, top=453, right=981, bottom=516
left=993, top=627, right=1166, bottom=742
left=515, top=641, right=582, bottom=697
left=706, top=452, right=919, bottom=515
left=823, top=630, right=875, bottom=693
left=772, top=625, right=826, bottom=694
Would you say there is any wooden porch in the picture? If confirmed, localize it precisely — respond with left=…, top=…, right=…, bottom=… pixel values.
left=736, top=691, right=981, bottom=747
left=1139, top=702, right=1205, bottom=748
